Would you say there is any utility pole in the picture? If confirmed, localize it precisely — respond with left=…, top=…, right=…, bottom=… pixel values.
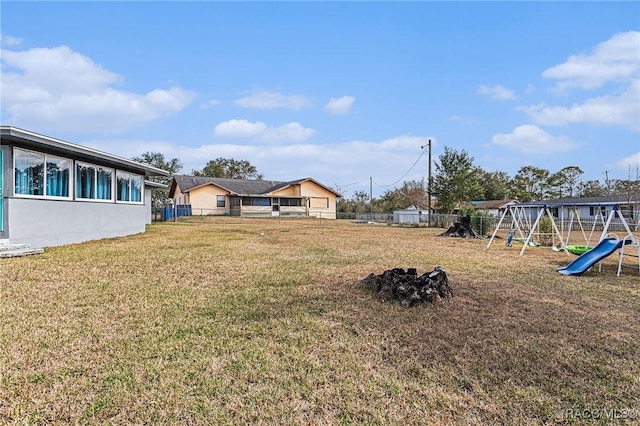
left=421, top=139, right=432, bottom=227
left=370, top=176, right=373, bottom=214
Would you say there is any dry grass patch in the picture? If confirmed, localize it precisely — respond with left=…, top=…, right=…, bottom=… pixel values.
left=1, top=219, right=639, bottom=425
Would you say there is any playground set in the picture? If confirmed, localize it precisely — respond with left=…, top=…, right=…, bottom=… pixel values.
left=486, top=202, right=640, bottom=277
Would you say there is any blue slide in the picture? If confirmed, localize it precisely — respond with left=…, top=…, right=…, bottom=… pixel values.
left=557, top=237, right=625, bottom=276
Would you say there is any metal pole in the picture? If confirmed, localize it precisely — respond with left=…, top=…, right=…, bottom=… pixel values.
left=421, top=140, right=433, bottom=227
left=369, top=176, right=373, bottom=215
left=428, top=139, right=432, bottom=227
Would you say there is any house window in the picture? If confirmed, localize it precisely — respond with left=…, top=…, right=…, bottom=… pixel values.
left=76, top=162, right=113, bottom=201
left=241, top=197, right=270, bottom=206
left=116, top=171, right=143, bottom=203
left=589, top=206, right=606, bottom=216
left=217, top=195, right=226, bottom=208
left=14, top=148, right=70, bottom=198
left=279, top=198, right=302, bottom=207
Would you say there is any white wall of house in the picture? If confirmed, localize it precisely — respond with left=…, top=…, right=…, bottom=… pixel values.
left=6, top=197, right=148, bottom=247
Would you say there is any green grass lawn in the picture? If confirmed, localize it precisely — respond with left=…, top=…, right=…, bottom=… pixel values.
left=1, top=219, right=639, bottom=425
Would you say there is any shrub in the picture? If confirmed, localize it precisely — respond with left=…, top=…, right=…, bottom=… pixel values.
left=469, top=209, right=495, bottom=236
left=538, top=216, right=553, bottom=246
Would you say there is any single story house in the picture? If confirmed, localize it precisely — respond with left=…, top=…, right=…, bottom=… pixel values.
left=169, top=175, right=341, bottom=219
left=550, top=194, right=640, bottom=220
left=1, top=126, right=169, bottom=248
left=515, top=195, right=640, bottom=221
left=473, top=199, right=519, bottom=217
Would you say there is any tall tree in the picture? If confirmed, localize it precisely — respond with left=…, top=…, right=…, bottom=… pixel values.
left=477, top=169, right=511, bottom=200
left=512, top=166, right=550, bottom=201
left=337, top=190, right=370, bottom=213
left=612, top=178, right=640, bottom=196
left=193, top=158, right=263, bottom=180
left=548, top=166, right=584, bottom=198
left=576, top=180, right=607, bottom=197
left=431, top=147, right=483, bottom=213
left=396, top=179, right=429, bottom=209
left=132, top=151, right=183, bottom=205
left=375, top=189, right=405, bottom=213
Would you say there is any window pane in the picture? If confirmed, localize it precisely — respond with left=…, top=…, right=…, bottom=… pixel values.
left=14, top=149, right=44, bottom=196
left=96, top=167, right=112, bottom=200
left=46, top=156, right=70, bottom=197
left=130, top=174, right=142, bottom=202
left=117, top=171, right=130, bottom=202
left=217, top=195, right=225, bottom=208
left=76, top=164, right=96, bottom=199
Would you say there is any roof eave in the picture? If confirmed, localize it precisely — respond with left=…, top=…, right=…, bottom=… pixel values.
left=0, top=126, right=169, bottom=177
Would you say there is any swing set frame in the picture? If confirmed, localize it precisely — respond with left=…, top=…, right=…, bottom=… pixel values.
left=487, top=202, right=635, bottom=256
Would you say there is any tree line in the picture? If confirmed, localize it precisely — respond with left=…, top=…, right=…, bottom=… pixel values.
left=131, top=153, right=262, bottom=206
left=337, top=146, right=640, bottom=214
left=133, top=149, right=639, bottom=213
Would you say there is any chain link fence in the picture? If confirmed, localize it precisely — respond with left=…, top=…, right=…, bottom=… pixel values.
left=154, top=206, right=639, bottom=236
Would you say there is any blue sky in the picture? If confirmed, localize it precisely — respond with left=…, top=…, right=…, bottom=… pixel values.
left=1, top=1, right=639, bottom=198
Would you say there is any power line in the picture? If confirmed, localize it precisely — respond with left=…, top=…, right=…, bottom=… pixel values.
left=372, top=146, right=428, bottom=187
left=336, top=178, right=371, bottom=188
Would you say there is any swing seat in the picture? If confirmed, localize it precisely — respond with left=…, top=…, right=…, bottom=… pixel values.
left=565, top=245, right=593, bottom=255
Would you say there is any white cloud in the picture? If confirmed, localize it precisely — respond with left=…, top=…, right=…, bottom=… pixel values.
left=0, top=45, right=196, bottom=133
left=200, top=99, right=221, bottom=109
left=214, top=119, right=267, bottom=139
left=492, top=124, right=578, bottom=154
left=0, top=33, right=22, bottom=47
left=234, top=90, right=312, bottom=110
left=478, top=84, right=516, bottom=100
left=260, top=122, right=316, bottom=143
left=2, top=46, right=121, bottom=94
left=521, top=32, right=640, bottom=132
left=324, top=96, right=355, bottom=115
left=614, top=152, right=640, bottom=173
left=542, top=31, right=640, bottom=90
left=213, top=119, right=315, bottom=143
left=523, top=79, right=640, bottom=130
left=88, top=134, right=435, bottom=197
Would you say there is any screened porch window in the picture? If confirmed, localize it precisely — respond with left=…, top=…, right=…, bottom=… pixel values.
left=76, top=162, right=113, bottom=201
left=14, top=148, right=70, bottom=198
left=241, top=197, right=270, bottom=206
left=116, top=171, right=143, bottom=203
left=279, top=198, right=302, bottom=207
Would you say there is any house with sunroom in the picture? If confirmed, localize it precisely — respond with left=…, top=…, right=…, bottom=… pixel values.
left=1, top=126, right=169, bottom=248
left=169, top=175, right=341, bottom=219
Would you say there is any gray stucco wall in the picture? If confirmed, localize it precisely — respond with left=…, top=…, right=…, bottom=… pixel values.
left=7, top=197, right=148, bottom=248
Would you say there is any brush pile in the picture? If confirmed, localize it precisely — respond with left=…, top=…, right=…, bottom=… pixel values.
left=360, top=266, right=453, bottom=307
